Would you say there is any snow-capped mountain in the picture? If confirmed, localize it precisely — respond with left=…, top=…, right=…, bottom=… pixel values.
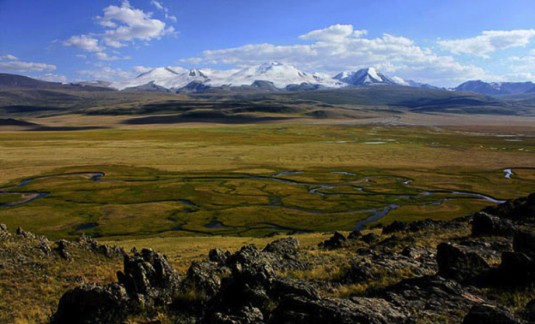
left=333, top=67, right=399, bottom=86
left=110, top=63, right=434, bottom=92
left=453, top=80, right=535, bottom=96
left=221, top=62, right=342, bottom=88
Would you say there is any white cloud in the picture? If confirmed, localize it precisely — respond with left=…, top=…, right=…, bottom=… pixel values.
left=95, top=52, right=121, bottom=61
left=180, top=24, right=487, bottom=86
left=97, top=0, right=173, bottom=48
left=438, top=30, right=535, bottom=58
left=0, top=56, right=56, bottom=73
left=63, top=1, right=173, bottom=61
left=63, top=35, right=103, bottom=52
left=0, top=54, right=18, bottom=61
left=299, top=24, right=367, bottom=42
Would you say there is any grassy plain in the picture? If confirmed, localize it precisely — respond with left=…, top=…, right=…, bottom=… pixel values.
left=0, top=122, right=534, bottom=241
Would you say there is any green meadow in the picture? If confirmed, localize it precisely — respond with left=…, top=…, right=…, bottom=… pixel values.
left=0, top=123, right=534, bottom=240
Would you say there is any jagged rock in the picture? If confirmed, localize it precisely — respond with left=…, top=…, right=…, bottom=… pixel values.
left=488, top=252, right=535, bottom=286
left=513, top=231, right=535, bottom=259
left=436, top=243, right=490, bottom=283
left=382, top=221, right=409, bottom=234
left=319, top=232, right=347, bottom=249
left=462, top=304, right=520, bottom=324
left=208, top=248, right=231, bottom=264
left=0, top=224, right=7, bottom=231
left=211, top=306, right=264, bottom=324
left=380, top=275, right=484, bottom=321
left=16, top=227, right=35, bottom=239
left=77, top=234, right=124, bottom=258
left=51, top=283, right=129, bottom=324
left=471, top=212, right=516, bottom=237
left=38, top=238, right=52, bottom=256
left=347, top=230, right=362, bottom=240
left=263, top=237, right=299, bottom=256
left=56, top=239, right=72, bottom=260
left=181, top=260, right=231, bottom=300
left=117, top=248, right=181, bottom=306
left=271, top=295, right=406, bottom=324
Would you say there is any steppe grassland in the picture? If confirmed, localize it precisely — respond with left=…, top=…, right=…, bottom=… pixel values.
left=0, top=123, right=533, bottom=240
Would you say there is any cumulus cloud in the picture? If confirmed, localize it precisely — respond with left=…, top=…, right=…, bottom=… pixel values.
left=0, top=55, right=56, bottom=72
left=63, top=0, right=174, bottom=61
left=180, top=24, right=487, bottom=85
left=63, top=35, right=103, bottom=52
left=97, top=0, right=174, bottom=48
left=438, top=30, right=535, bottom=58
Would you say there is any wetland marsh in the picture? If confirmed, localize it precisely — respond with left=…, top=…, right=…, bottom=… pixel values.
left=0, top=123, right=533, bottom=240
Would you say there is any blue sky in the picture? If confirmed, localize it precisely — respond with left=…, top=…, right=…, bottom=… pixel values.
left=1, top=0, right=535, bottom=86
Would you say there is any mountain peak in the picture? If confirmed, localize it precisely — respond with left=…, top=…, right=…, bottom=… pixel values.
left=334, top=67, right=398, bottom=86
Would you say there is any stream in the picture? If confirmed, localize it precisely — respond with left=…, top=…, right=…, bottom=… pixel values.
left=0, top=168, right=519, bottom=230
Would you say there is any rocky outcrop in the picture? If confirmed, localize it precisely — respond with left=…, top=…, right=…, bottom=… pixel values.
left=117, top=248, right=181, bottom=307
left=51, top=283, right=130, bottom=324
left=436, top=243, right=490, bottom=283
left=482, top=193, right=535, bottom=223
left=48, top=193, right=535, bottom=323
left=380, top=275, right=484, bottom=321
left=471, top=212, right=516, bottom=237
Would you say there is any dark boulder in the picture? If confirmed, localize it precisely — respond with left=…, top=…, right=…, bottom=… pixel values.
left=263, top=237, right=300, bottom=256
left=462, top=304, right=520, bottom=324
left=319, top=232, right=347, bottom=249
left=488, top=252, right=535, bottom=286
left=436, top=243, right=490, bottom=283
left=482, top=193, right=535, bottom=223
left=117, top=248, right=181, bottom=306
left=51, top=283, right=129, bottom=324
left=513, top=231, right=535, bottom=259
left=382, top=221, right=408, bottom=234
left=347, top=230, right=362, bottom=240
left=471, top=212, right=516, bottom=237
left=361, top=233, right=379, bottom=244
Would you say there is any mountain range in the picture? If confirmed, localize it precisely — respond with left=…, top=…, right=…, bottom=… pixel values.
left=110, top=62, right=424, bottom=92
left=2, top=62, right=535, bottom=97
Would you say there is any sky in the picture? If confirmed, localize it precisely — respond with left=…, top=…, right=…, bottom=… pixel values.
left=1, top=0, right=535, bottom=87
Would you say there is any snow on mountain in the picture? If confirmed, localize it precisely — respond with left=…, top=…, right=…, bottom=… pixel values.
left=219, top=62, right=342, bottom=88
left=333, top=67, right=399, bottom=86
left=112, top=66, right=213, bottom=90
left=111, top=63, right=433, bottom=91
